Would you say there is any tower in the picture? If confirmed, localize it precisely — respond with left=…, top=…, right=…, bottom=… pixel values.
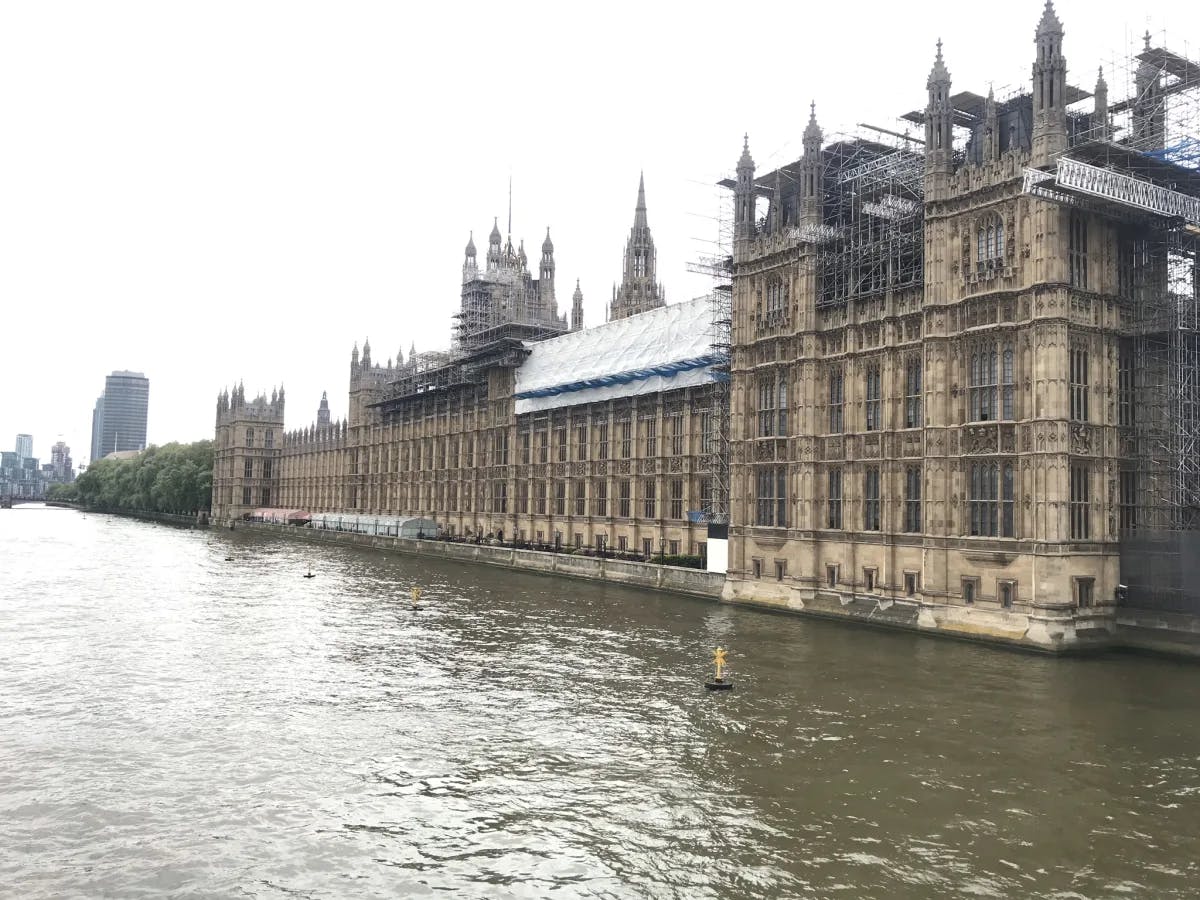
left=610, top=173, right=666, bottom=321
left=983, top=86, right=1000, bottom=162
left=1030, top=0, right=1068, bottom=167
left=317, top=391, right=331, bottom=427
left=924, top=40, right=954, bottom=197
left=212, top=384, right=284, bottom=524
left=571, top=279, right=584, bottom=331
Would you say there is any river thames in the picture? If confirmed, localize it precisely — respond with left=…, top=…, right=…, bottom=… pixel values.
left=1, top=506, right=1198, bottom=898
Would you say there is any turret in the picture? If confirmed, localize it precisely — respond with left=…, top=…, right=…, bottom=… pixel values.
left=571, top=279, right=584, bottom=332
left=983, top=86, right=999, bottom=162
left=350, top=342, right=359, bottom=376
left=735, top=134, right=756, bottom=245
left=487, top=218, right=502, bottom=269
left=539, top=227, right=556, bottom=313
left=925, top=40, right=954, bottom=191
left=1132, top=32, right=1165, bottom=151
left=799, top=103, right=824, bottom=227
left=1093, top=66, right=1110, bottom=141
left=463, top=231, right=477, bottom=282
left=1030, top=0, right=1068, bottom=166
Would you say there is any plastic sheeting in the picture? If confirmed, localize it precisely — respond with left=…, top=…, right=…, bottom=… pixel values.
left=514, top=297, right=717, bottom=414
left=310, top=513, right=439, bottom=538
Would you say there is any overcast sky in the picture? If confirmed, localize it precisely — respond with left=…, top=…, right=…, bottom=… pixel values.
left=2, top=1, right=1196, bottom=466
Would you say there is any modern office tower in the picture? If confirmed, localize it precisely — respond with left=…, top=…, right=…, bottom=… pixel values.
left=91, top=371, right=150, bottom=459
left=15, top=434, right=32, bottom=459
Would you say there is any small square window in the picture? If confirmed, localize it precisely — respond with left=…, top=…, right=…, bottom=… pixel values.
left=826, top=564, right=838, bottom=588
left=962, top=577, right=980, bottom=605
left=1075, top=577, right=1094, bottom=608
left=904, top=572, right=918, bottom=596
left=999, top=581, right=1016, bottom=608
left=864, top=568, right=877, bottom=592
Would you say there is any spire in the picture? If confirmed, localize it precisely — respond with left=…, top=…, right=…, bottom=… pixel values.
left=1035, top=0, right=1063, bottom=37
left=634, top=171, right=647, bottom=229
left=317, top=390, right=330, bottom=427
left=465, top=231, right=476, bottom=258
left=489, top=218, right=501, bottom=244
left=803, top=101, right=822, bottom=152
left=610, top=173, right=664, bottom=321
left=542, top=226, right=554, bottom=256
left=738, top=132, right=753, bottom=170
left=927, top=39, right=950, bottom=88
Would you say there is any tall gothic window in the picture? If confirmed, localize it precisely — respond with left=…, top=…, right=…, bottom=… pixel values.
left=756, top=466, right=787, bottom=527
left=643, top=479, right=656, bottom=519
left=969, top=344, right=1015, bottom=421
left=1070, top=344, right=1090, bottom=422
left=620, top=421, right=632, bottom=458
left=904, top=466, right=922, bottom=533
left=644, top=418, right=657, bottom=456
left=1070, top=464, right=1091, bottom=540
left=1118, top=340, right=1135, bottom=428
left=905, top=356, right=923, bottom=428
left=865, top=364, right=881, bottom=431
left=829, top=368, right=844, bottom=433
left=864, top=466, right=881, bottom=531
left=758, top=371, right=788, bottom=437
left=245, top=427, right=254, bottom=448
left=1069, top=211, right=1089, bottom=289
left=827, top=468, right=843, bottom=529
left=670, top=413, right=684, bottom=456
left=969, top=462, right=1015, bottom=537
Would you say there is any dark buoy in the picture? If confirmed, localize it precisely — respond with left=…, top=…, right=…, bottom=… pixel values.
left=225, top=556, right=235, bottom=561
left=303, top=571, right=316, bottom=579
left=704, top=647, right=734, bottom=691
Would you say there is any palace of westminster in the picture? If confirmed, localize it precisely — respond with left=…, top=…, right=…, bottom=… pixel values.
left=214, top=2, right=1200, bottom=644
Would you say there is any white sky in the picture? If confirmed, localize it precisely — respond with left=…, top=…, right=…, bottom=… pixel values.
left=2, top=1, right=1196, bottom=465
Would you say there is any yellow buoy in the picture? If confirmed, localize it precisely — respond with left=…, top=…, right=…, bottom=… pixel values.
left=705, top=646, right=733, bottom=691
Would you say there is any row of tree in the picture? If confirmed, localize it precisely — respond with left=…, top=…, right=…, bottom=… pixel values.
left=64, top=441, right=213, bottom=514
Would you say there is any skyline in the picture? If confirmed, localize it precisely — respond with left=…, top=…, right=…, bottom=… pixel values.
left=3, top=0, right=1197, bottom=465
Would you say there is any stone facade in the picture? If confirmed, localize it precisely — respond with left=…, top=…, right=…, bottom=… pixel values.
left=723, top=2, right=1131, bottom=648
left=217, top=197, right=721, bottom=563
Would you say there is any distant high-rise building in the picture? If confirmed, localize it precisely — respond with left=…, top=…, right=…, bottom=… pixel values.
left=50, top=442, right=74, bottom=482
left=90, top=395, right=105, bottom=465
left=91, top=371, right=150, bottom=458
left=15, top=434, right=32, bottom=459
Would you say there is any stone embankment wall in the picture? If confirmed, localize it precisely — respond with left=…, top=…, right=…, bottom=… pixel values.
left=237, top=521, right=1200, bottom=660
left=243, top=522, right=725, bottom=600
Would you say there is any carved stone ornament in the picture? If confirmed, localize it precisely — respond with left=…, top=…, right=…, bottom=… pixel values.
left=963, top=425, right=997, bottom=454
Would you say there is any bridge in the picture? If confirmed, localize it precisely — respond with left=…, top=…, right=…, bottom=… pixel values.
left=0, top=498, right=78, bottom=509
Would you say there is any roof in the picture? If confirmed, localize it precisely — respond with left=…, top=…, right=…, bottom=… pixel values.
left=513, top=297, right=719, bottom=414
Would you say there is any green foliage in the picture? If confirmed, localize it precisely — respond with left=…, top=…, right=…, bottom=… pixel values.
left=45, top=482, right=79, bottom=501
left=74, top=441, right=213, bottom=514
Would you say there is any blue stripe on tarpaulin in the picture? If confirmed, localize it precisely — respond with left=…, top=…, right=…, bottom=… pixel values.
left=515, top=354, right=722, bottom=399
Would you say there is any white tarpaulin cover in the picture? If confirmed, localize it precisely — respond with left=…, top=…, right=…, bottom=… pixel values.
left=514, top=298, right=717, bottom=414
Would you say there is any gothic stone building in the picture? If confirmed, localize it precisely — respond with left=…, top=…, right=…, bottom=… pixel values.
left=723, top=1, right=1200, bottom=646
left=213, top=180, right=725, bottom=562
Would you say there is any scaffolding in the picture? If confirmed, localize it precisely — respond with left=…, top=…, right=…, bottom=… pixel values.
left=1025, top=33, right=1200, bottom=613
left=812, top=135, right=926, bottom=308
left=686, top=182, right=734, bottom=526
